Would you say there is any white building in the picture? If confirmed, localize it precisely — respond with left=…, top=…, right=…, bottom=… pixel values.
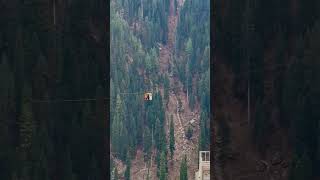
left=195, top=151, right=210, bottom=180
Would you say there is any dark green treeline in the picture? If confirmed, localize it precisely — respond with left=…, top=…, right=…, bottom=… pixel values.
left=215, top=0, right=320, bottom=179
left=0, top=0, right=108, bottom=180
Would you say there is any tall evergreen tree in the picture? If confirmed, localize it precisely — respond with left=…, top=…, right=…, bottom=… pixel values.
left=159, top=151, right=167, bottom=180
left=19, top=83, right=35, bottom=152
left=169, top=115, right=175, bottom=159
left=124, top=153, right=131, bottom=180
left=179, top=155, right=188, bottom=180
left=111, top=95, right=128, bottom=160
left=143, top=127, right=152, bottom=161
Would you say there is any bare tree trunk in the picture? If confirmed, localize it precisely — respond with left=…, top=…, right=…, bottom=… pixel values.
left=53, top=0, right=56, bottom=25
left=248, top=66, right=250, bottom=126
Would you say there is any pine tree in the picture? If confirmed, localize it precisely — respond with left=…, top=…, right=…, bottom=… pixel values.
left=189, top=92, right=195, bottom=110
left=179, top=155, right=188, bottom=180
left=124, top=157, right=131, bottom=180
left=185, top=126, right=193, bottom=140
left=111, top=95, right=128, bottom=160
left=199, top=111, right=208, bottom=150
left=185, top=38, right=193, bottom=59
left=159, top=151, right=167, bottom=180
left=19, top=83, right=35, bottom=153
left=143, top=127, right=152, bottom=161
left=164, top=75, right=170, bottom=105
left=169, top=115, right=175, bottom=159
left=124, top=153, right=131, bottom=180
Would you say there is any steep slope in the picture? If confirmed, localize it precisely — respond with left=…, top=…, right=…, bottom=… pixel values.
left=213, top=61, right=292, bottom=180
left=158, top=0, right=201, bottom=179
left=111, top=0, right=209, bottom=179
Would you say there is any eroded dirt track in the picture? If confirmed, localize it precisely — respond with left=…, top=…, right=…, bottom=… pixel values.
left=159, top=0, right=200, bottom=179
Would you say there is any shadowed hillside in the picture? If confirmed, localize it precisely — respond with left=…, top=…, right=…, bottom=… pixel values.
left=214, top=0, right=320, bottom=180
left=0, top=1, right=108, bottom=179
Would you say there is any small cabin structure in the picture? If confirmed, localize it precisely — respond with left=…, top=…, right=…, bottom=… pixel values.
left=195, top=151, right=210, bottom=180
left=144, top=93, right=152, bottom=101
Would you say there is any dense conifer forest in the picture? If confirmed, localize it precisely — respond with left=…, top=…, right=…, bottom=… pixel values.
left=214, top=0, right=320, bottom=179
left=0, top=1, right=108, bottom=179
left=110, top=0, right=209, bottom=179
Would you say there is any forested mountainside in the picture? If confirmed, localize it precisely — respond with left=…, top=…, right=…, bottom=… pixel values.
left=175, top=0, right=210, bottom=152
left=110, top=0, right=209, bottom=179
left=0, top=1, right=108, bottom=180
left=214, top=0, right=320, bottom=180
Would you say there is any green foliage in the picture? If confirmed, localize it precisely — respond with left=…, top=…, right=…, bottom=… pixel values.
left=189, top=92, right=195, bottom=111
left=185, top=126, right=193, bottom=140
left=154, top=118, right=162, bottom=151
left=178, top=98, right=182, bottom=110
left=176, top=0, right=209, bottom=80
left=169, top=115, right=175, bottom=159
left=111, top=0, right=168, bottom=163
left=179, top=155, right=188, bottom=180
left=164, top=75, right=170, bottom=105
left=185, top=38, right=193, bottom=58
left=19, top=84, right=35, bottom=152
left=119, top=0, right=169, bottom=46
left=199, top=111, right=210, bottom=151
left=159, top=151, right=167, bottom=180
left=175, top=0, right=210, bottom=155
left=111, top=95, right=128, bottom=160
left=110, top=0, right=210, bottom=179
left=143, top=127, right=152, bottom=161
left=1, top=0, right=108, bottom=179
left=124, top=155, right=131, bottom=180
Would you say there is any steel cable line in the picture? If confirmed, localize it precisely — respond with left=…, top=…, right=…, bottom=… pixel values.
left=30, top=77, right=207, bottom=103
left=30, top=62, right=291, bottom=103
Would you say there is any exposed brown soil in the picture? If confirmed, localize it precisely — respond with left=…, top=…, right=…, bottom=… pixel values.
left=164, top=79, right=200, bottom=180
left=130, top=149, right=158, bottom=180
left=111, top=153, right=126, bottom=177
left=159, top=0, right=201, bottom=179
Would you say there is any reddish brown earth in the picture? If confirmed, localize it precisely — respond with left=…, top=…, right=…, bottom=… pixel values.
left=158, top=0, right=200, bottom=179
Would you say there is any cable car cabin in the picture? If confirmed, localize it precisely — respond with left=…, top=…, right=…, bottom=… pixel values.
left=144, top=93, right=152, bottom=101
